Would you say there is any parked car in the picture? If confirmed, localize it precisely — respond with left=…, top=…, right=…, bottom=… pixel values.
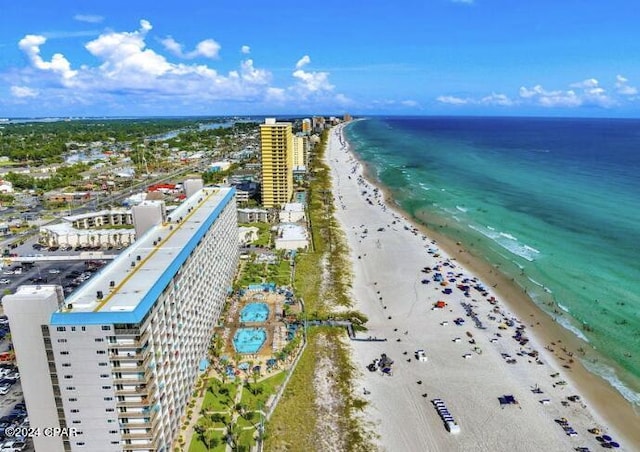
left=0, top=280, right=10, bottom=285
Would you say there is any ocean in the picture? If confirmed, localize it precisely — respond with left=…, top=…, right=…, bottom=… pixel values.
left=344, top=116, right=640, bottom=406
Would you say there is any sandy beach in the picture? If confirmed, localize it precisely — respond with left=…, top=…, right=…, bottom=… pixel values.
left=325, top=123, right=640, bottom=452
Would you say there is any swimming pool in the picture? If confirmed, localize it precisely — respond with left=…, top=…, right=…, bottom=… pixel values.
left=233, top=328, right=267, bottom=354
left=240, top=302, right=269, bottom=323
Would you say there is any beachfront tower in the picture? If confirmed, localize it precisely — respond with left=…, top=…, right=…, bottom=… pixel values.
left=260, top=118, right=293, bottom=208
left=4, top=187, right=239, bottom=452
left=301, top=118, right=312, bottom=135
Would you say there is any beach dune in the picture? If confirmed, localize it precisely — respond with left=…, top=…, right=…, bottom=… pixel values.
left=326, top=123, right=639, bottom=452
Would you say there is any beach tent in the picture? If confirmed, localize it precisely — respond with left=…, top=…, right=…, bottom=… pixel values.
left=498, top=395, right=518, bottom=408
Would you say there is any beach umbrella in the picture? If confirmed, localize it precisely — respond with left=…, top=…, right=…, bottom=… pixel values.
left=603, top=435, right=613, bottom=442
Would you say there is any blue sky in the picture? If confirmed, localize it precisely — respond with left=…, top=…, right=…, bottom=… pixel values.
left=1, top=0, right=640, bottom=117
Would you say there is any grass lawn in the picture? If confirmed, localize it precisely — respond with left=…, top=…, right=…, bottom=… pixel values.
left=272, top=259, right=291, bottom=286
left=237, top=260, right=266, bottom=286
left=235, top=415, right=258, bottom=428
left=188, top=430, right=226, bottom=452
left=201, top=380, right=238, bottom=412
left=238, top=428, right=256, bottom=448
left=197, top=413, right=230, bottom=429
left=241, top=371, right=286, bottom=409
left=239, top=222, right=272, bottom=247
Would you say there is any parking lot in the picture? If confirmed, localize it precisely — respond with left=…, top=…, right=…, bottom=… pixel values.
left=2, top=235, right=111, bottom=298
left=0, top=235, right=113, bottom=452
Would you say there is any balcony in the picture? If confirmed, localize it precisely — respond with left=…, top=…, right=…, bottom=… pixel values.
left=113, top=375, right=146, bottom=385
left=117, top=399, right=153, bottom=409
left=110, top=352, right=143, bottom=361
left=121, top=414, right=160, bottom=431
left=121, top=440, right=159, bottom=451
left=121, top=431, right=154, bottom=440
left=114, top=365, right=146, bottom=373
left=115, top=386, right=150, bottom=396
left=114, top=328, right=141, bottom=337
left=108, top=341, right=143, bottom=349
left=117, top=409, right=151, bottom=419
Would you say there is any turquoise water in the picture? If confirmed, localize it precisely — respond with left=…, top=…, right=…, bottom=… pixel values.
left=240, top=302, right=270, bottom=323
left=345, top=117, right=640, bottom=405
left=233, top=328, right=267, bottom=354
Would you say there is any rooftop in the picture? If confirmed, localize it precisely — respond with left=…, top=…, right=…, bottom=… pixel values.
left=41, top=222, right=134, bottom=236
left=282, top=203, right=304, bottom=213
left=62, top=208, right=130, bottom=223
left=50, top=187, right=235, bottom=325
left=276, top=223, right=308, bottom=241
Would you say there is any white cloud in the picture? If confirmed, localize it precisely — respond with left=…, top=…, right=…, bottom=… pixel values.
left=518, top=80, right=615, bottom=108
left=439, top=80, right=618, bottom=109
left=291, top=55, right=334, bottom=96
left=265, top=87, right=286, bottom=103
left=570, top=78, right=599, bottom=89
left=519, top=85, right=581, bottom=107
left=14, top=19, right=296, bottom=109
left=292, top=69, right=333, bottom=93
left=436, top=95, right=471, bottom=105
left=480, top=93, right=514, bottom=106
left=335, top=93, right=352, bottom=105
left=615, top=74, right=638, bottom=96
left=10, top=86, right=38, bottom=98
left=74, top=14, right=104, bottom=24
left=161, top=36, right=220, bottom=59
left=241, top=45, right=251, bottom=55
left=86, top=20, right=171, bottom=78
left=400, top=99, right=420, bottom=107
left=160, top=36, right=182, bottom=56
left=437, top=93, right=513, bottom=107
left=18, top=34, right=78, bottom=82
left=569, top=78, right=614, bottom=107
left=240, top=59, right=270, bottom=84
left=11, top=20, right=346, bottom=113
left=295, top=55, right=311, bottom=69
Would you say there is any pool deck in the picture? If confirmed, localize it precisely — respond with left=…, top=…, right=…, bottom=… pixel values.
left=217, top=289, right=301, bottom=362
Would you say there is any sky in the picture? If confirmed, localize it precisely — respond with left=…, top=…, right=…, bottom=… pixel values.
left=1, top=0, right=640, bottom=117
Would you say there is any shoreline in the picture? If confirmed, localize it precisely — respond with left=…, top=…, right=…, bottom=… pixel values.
left=327, top=122, right=640, bottom=450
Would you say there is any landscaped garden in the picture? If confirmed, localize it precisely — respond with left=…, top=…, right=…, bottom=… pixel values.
left=188, top=371, right=288, bottom=452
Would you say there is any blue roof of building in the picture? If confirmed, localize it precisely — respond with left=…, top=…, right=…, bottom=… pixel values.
left=50, top=187, right=235, bottom=326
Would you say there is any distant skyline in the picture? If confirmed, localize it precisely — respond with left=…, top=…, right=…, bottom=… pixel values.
left=1, top=1, right=640, bottom=117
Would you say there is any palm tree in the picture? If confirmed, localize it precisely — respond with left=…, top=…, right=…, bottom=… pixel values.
left=196, top=416, right=215, bottom=450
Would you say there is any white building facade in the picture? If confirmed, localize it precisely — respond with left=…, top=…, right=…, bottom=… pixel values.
left=4, top=187, right=239, bottom=452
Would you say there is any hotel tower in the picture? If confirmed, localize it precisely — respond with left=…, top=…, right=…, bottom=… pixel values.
left=259, top=118, right=293, bottom=208
left=4, top=187, right=239, bottom=452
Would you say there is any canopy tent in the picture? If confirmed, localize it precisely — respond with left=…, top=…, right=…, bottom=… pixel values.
left=498, top=395, right=519, bottom=408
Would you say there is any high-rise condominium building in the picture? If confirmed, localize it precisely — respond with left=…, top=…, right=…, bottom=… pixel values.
left=260, top=118, right=293, bottom=208
left=301, top=118, right=311, bottom=135
left=292, top=135, right=308, bottom=169
left=4, top=187, right=239, bottom=452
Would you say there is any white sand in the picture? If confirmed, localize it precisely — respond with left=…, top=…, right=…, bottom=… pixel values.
left=325, top=123, right=631, bottom=452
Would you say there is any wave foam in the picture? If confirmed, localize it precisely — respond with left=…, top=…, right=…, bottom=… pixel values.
left=469, top=224, right=540, bottom=261
left=581, top=359, right=640, bottom=406
left=555, top=316, right=590, bottom=343
left=527, top=277, right=553, bottom=294
left=456, top=205, right=468, bottom=213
